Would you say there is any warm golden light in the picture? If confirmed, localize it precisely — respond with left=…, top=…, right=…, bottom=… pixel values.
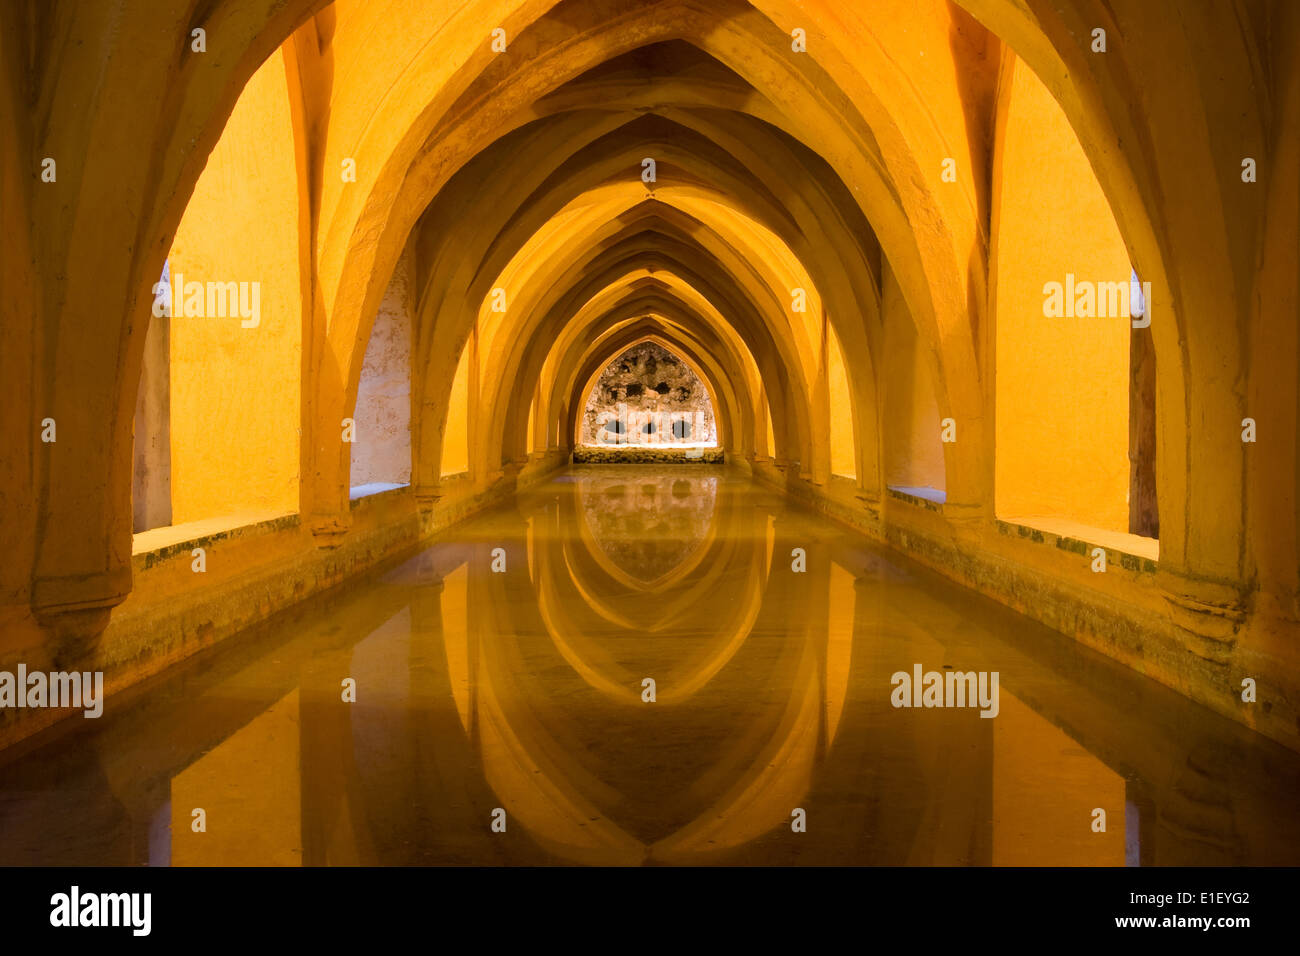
left=1, top=0, right=1297, bottom=881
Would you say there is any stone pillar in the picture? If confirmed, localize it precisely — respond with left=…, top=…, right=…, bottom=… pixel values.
left=132, top=309, right=171, bottom=533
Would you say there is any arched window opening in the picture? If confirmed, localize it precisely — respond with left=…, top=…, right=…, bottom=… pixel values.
left=882, top=266, right=946, bottom=504
left=131, top=49, right=301, bottom=538
left=577, top=342, right=718, bottom=452
left=826, top=315, right=857, bottom=480
left=440, top=330, right=474, bottom=478
left=350, top=245, right=413, bottom=498
left=992, top=54, right=1158, bottom=550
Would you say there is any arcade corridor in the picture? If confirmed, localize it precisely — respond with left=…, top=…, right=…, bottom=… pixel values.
left=1, top=0, right=1299, bottom=873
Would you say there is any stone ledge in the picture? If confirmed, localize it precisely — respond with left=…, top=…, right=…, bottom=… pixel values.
left=995, top=517, right=1159, bottom=572
left=887, top=486, right=945, bottom=512
left=132, top=512, right=300, bottom=568
left=348, top=481, right=409, bottom=505
left=572, top=446, right=725, bottom=464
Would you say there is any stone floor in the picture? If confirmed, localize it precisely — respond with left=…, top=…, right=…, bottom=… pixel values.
left=2, top=465, right=1297, bottom=866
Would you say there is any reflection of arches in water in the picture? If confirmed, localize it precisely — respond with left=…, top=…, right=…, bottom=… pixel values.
left=574, top=473, right=720, bottom=589
left=525, top=479, right=774, bottom=703
left=436, top=532, right=852, bottom=864
left=555, top=474, right=759, bottom=630
left=5, top=525, right=1276, bottom=866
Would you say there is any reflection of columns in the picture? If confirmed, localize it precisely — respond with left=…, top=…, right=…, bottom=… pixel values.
left=845, top=563, right=998, bottom=863
left=418, top=559, right=553, bottom=863
left=916, top=711, right=993, bottom=865
left=1124, top=779, right=1156, bottom=867
left=1144, top=742, right=1243, bottom=865
left=789, top=577, right=879, bottom=862
left=503, top=491, right=832, bottom=863
left=407, top=571, right=513, bottom=862
left=298, top=644, right=370, bottom=865
left=0, top=751, right=136, bottom=864
left=171, top=689, right=304, bottom=865
left=991, top=690, right=1122, bottom=865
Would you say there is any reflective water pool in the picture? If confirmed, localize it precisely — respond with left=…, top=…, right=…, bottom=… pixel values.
left=2, top=466, right=1298, bottom=865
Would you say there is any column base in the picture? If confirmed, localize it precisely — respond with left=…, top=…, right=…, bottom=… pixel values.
left=30, top=567, right=129, bottom=665
left=309, top=512, right=351, bottom=549
left=1158, top=569, right=1249, bottom=664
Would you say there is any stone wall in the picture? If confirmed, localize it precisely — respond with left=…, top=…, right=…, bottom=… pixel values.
left=351, top=245, right=413, bottom=487
left=579, top=342, right=717, bottom=447
left=132, top=293, right=171, bottom=533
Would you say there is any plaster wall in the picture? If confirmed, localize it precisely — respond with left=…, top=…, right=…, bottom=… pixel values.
left=441, top=332, right=473, bottom=477
left=827, top=321, right=855, bottom=479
